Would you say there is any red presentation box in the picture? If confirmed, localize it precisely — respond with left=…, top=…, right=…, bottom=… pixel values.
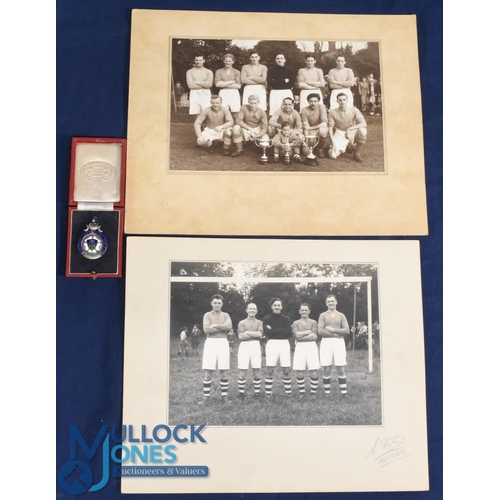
left=66, top=137, right=126, bottom=278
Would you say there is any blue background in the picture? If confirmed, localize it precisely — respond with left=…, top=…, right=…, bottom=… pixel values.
left=56, top=1, right=442, bottom=498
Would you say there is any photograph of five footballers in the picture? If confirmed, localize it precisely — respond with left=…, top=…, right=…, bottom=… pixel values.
left=168, top=261, right=381, bottom=427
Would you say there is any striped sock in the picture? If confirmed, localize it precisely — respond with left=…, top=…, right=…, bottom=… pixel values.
left=297, top=376, right=306, bottom=394
left=265, top=377, right=273, bottom=396
left=238, top=378, right=246, bottom=395
left=338, top=376, right=347, bottom=395
left=203, top=379, right=212, bottom=398
left=253, top=378, right=261, bottom=394
left=220, top=379, right=229, bottom=398
left=310, top=376, right=318, bottom=394
left=283, top=377, right=292, bottom=395
left=323, top=376, right=331, bottom=394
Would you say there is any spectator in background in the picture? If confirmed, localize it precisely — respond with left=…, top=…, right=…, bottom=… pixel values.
left=293, top=94, right=301, bottom=112
left=174, top=81, right=185, bottom=109
left=367, top=74, right=377, bottom=112
left=358, top=77, right=369, bottom=112
left=370, top=79, right=382, bottom=116
left=354, top=76, right=363, bottom=109
left=191, top=324, right=202, bottom=355
left=179, top=326, right=189, bottom=358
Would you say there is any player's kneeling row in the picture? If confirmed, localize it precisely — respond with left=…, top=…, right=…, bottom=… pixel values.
left=327, top=93, right=368, bottom=163
left=229, top=95, right=269, bottom=157
left=194, top=94, right=233, bottom=155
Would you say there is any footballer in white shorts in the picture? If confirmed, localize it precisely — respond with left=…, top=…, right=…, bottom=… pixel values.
left=238, top=340, right=262, bottom=369
left=199, top=294, right=233, bottom=403
left=189, top=89, right=212, bottom=115
left=318, top=294, right=350, bottom=396
left=265, top=339, right=291, bottom=367
left=319, top=337, right=347, bottom=367
left=218, top=89, right=241, bottom=113
left=197, top=127, right=224, bottom=146
left=293, top=341, right=320, bottom=370
left=202, top=337, right=230, bottom=370
left=236, top=304, right=264, bottom=397
left=292, top=304, right=321, bottom=398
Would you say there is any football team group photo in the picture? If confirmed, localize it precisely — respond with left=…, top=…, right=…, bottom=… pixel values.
left=168, top=261, right=381, bottom=427
left=169, top=38, right=384, bottom=172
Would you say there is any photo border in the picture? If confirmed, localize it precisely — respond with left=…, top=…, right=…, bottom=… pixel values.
left=167, top=259, right=383, bottom=428
left=122, top=237, right=428, bottom=494
left=167, top=36, right=386, bottom=174
left=125, top=10, right=427, bottom=236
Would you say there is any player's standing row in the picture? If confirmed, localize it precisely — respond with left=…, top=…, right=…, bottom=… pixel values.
left=198, top=293, right=350, bottom=404
left=186, top=52, right=358, bottom=117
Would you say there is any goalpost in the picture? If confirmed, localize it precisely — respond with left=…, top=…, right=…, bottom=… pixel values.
left=170, top=275, right=374, bottom=372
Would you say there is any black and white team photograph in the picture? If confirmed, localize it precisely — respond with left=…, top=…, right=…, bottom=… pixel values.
left=168, top=261, right=381, bottom=426
left=169, top=38, right=383, bottom=172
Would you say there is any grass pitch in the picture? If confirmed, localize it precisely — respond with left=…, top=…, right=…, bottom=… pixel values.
left=169, top=108, right=385, bottom=173
left=168, top=338, right=382, bottom=427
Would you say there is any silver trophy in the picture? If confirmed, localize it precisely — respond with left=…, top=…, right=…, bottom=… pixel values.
left=255, top=137, right=274, bottom=164
left=304, top=134, right=320, bottom=166
left=282, top=140, right=292, bottom=165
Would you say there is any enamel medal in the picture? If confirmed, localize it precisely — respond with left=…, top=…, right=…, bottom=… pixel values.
left=77, top=216, right=108, bottom=260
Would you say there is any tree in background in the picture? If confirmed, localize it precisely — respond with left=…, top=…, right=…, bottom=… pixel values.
left=171, top=38, right=381, bottom=99
left=169, top=262, right=378, bottom=335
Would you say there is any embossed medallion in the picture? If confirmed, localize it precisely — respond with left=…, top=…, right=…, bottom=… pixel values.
left=77, top=217, right=108, bottom=260
left=80, top=160, right=116, bottom=182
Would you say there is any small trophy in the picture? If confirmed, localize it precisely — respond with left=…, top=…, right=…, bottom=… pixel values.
left=282, top=140, right=292, bottom=165
left=304, top=134, right=320, bottom=166
left=255, top=137, right=273, bottom=165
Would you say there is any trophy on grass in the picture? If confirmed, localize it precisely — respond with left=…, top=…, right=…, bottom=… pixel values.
left=282, top=140, right=292, bottom=165
left=255, top=137, right=274, bottom=165
left=304, top=134, right=320, bottom=166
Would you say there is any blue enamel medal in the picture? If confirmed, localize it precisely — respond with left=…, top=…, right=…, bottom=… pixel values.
left=77, top=216, right=108, bottom=260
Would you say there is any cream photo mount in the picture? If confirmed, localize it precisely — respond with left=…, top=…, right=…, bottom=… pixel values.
left=122, top=237, right=428, bottom=494
left=126, top=9, right=427, bottom=236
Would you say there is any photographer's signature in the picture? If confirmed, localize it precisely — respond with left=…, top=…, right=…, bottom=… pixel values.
left=366, top=435, right=412, bottom=468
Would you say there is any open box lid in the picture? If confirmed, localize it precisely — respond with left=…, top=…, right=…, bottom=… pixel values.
left=68, top=137, right=126, bottom=207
